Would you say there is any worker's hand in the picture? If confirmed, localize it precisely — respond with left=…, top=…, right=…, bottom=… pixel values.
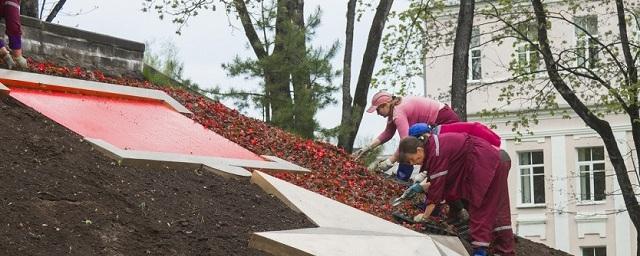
left=352, top=146, right=371, bottom=160
left=2, top=54, right=15, bottom=69
left=412, top=171, right=428, bottom=183
left=413, top=213, right=428, bottom=222
left=457, top=208, right=470, bottom=221
left=372, top=158, right=394, bottom=173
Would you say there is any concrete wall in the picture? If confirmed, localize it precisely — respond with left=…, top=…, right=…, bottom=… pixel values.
left=0, top=15, right=145, bottom=78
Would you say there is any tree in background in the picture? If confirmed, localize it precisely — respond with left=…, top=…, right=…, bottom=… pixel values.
left=527, top=0, right=640, bottom=251
left=143, top=0, right=339, bottom=139
left=407, top=0, right=640, bottom=247
left=340, top=0, right=474, bottom=151
left=20, top=0, right=69, bottom=22
left=376, top=1, right=640, bottom=241
left=337, top=0, right=394, bottom=152
left=142, top=39, right=201, bottom=91
left=450, top=0, right=474, bottom=121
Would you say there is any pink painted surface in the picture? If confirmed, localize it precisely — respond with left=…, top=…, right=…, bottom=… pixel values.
left=9, top=87, right=263, bottom=161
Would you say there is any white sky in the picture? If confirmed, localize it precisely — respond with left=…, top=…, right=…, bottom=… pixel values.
left=53, top=0, right=417, bottom=151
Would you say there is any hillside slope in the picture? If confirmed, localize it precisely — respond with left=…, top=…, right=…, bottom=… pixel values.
left=0, top=95, right=313, bottom=255
left=7, top=60, right=575, bottom=255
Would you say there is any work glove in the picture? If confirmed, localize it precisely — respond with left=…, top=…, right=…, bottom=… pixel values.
left=352, top=146, right=371, bottom=160
left=14, top=55, right=27, bottom=69
left=402, top=183, right=424, bottom=199
left=371, top=158, right=394, bottom=173
left=413, top=213, right=429, bottom=223
left=458, top=208, right=470, bottom=221
left=412, top=171, right=428, bottom=184
left=2, top=54, right=15, bottom=69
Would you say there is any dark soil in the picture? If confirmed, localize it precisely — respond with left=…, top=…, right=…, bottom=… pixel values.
left=0, top=95, right=314, bottom=256
left=515, top=236, right=573, bottom=256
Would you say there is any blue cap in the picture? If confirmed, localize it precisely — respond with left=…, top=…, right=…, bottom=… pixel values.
left=409, top=123, right=432, bottom=137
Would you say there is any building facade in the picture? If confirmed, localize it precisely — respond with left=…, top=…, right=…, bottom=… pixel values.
left=421, top=1, right=639, bottom=255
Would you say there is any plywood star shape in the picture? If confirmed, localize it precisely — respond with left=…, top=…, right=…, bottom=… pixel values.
left=250, top=171, right=468, bottom=256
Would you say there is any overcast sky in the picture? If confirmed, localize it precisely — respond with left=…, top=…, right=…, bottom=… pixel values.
left=53, top=0, right=418, bottom=151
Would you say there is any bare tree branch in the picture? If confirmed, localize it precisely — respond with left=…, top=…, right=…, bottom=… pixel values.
left=46, top=0, right=67, bottom=22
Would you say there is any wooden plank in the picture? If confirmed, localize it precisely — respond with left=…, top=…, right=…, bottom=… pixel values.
left=0, top=69, right=191, bottom=113
left=0, top=81, right=9, bottom=94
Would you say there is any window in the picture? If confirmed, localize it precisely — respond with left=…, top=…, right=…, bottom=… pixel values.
left=519, top=151, right=545, bottom=205
left=577, top=147, right=606, bottom=202
left=469, top=26, right=482, bottom=81
left=582, top=246, right=606, bottom=256
left=515, top=22, right=540, bottom=73
left=575, top=15, right=599, bottom=68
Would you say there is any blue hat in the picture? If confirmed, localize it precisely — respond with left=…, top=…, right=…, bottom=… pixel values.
left=409, top=123, right=432, bottom=137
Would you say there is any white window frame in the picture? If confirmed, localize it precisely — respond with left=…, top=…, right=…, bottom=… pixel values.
left=575, top=15, right=599, bottom=68
left=581, top=246, right=606, bottom=256
left=468, top=26, right=482, bottom=82
left=514, top=22, right=540, bottom=74
left=468, top=49, right=482, bottom=81
left=576, top=147, right=606, bottom=203
left=516, top=43, right=539, bottom=74
left=517, top=151, right=546, bottom=207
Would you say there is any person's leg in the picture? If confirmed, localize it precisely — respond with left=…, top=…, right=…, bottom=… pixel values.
left=468, top=194, right=499, bottom=254
left=448, top=199, right=470, bottom=242
left=492, top=151, right=515, bottom=256
left=468, top=150, right=513, bottom=255
left=3, top=0, right=25, bottom=68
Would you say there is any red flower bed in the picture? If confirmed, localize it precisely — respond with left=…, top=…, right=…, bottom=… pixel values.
left=23, top=59, right=417, bottom=223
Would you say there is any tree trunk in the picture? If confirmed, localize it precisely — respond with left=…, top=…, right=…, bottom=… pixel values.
left=616, top=0, right=640, bottom=191
left=45, top=0, right=67, bottom=22
left=337, top=0, right=357, bottom=151
left=341, top=0, right=394, bottom=152
left=531, top=0, right=640, bottom=248
left=267, top=0, right=294, bottom=131
left=289, top=0, right=315, bottom=138
left=233, top=0, right=268, bottom=59
left=450, top=0, right=474, bottom=122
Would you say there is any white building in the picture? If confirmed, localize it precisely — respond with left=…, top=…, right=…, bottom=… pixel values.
left=422, top=1, right=639, bottom=255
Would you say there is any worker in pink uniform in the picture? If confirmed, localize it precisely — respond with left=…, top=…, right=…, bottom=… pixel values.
left=398, top=134, right=514, bottom=256
left=352, top=90, right=460, bottom=173
left=0, top=0, right=27, bottom=69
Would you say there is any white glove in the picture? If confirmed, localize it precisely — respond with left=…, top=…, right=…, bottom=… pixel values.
left=412, top=171, right=428, bottom=183
left=2, top=54, right=15, bottom=69
left=413, top=213, right=427, bottom=222
left=352, top=146, right=371, bottom=160
left=373, top=158, right=394, bottom=173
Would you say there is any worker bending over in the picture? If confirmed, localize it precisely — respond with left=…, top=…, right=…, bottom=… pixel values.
left=398, top=134, right=514, bottom=256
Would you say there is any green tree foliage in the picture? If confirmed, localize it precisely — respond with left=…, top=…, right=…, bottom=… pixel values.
left=142, top=39, right=201, bottom=92
left=377, top=0, right=448, bottom=95
left=143, top=0, right=340, bottom=139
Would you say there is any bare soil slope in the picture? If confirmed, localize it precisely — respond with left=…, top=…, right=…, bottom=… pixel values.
left=0, top=95, right=313, bottom=256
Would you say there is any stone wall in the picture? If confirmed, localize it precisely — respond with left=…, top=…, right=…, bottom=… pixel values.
left=0, top=15, right=145, bottom=78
